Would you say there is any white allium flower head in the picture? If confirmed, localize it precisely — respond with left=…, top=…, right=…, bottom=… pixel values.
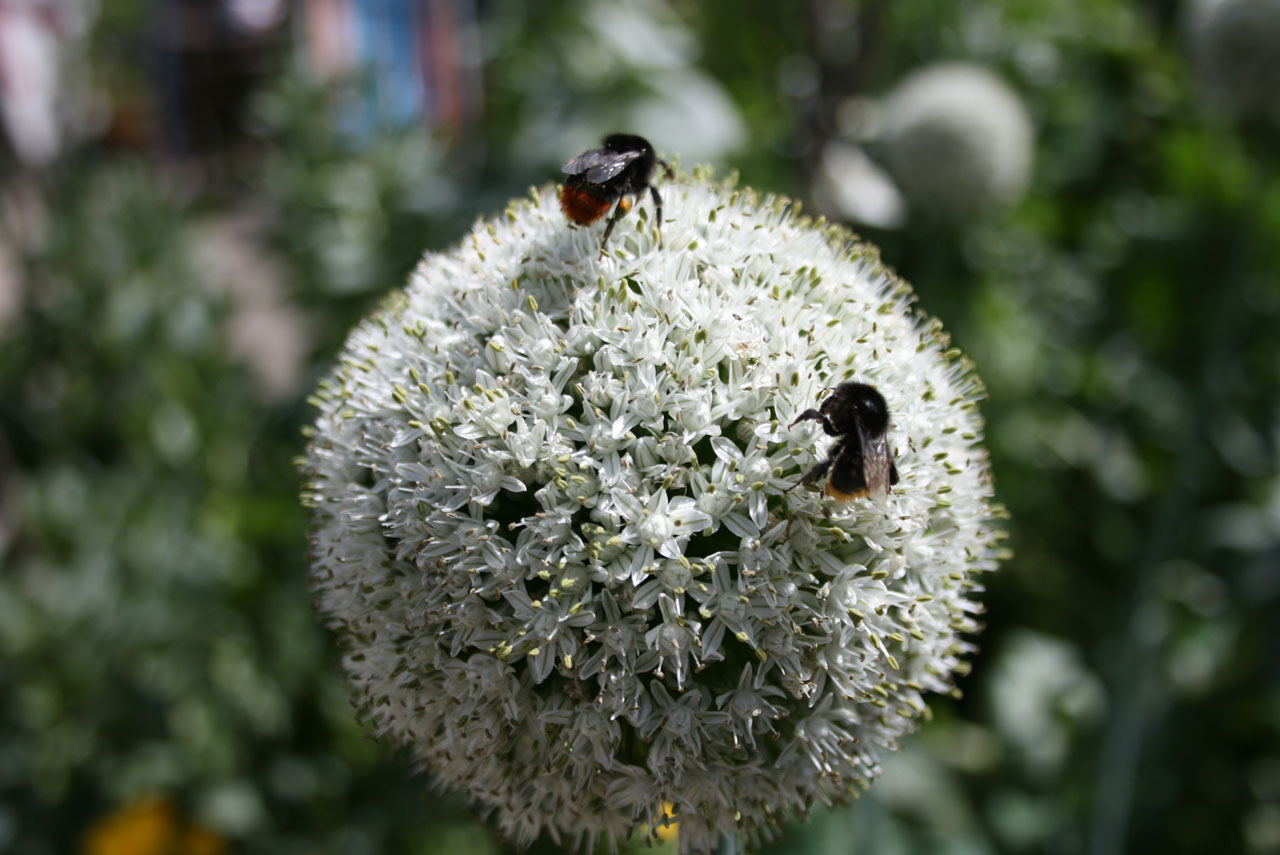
left=1189, top=0, right=1280, bottom=119
left=878, top=62, right=1034, bottom=220
left=302, top=172, right=1003, bottom=853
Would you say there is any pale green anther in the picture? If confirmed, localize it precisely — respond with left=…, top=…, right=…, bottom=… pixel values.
left=489, top=340, right=505, bottom=352
left=528, top=295, right=538, bottom=311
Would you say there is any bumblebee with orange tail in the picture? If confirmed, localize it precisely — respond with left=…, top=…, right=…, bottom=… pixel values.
left=560, top=134, right=672, bottom=255
left=789, top=382, right=900, bottom=501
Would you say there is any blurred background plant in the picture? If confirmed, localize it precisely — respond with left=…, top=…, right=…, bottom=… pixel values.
left=0, top=1, right=1276, bottom=854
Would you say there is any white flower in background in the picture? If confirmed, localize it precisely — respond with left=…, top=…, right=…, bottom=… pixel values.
left=629, top=69, right=747, bottom=166
left=193, top=210, right=309, bottom=402
left=302, top=173, right=1002, bottom=852
left=1189, top=0, right=1280, bottom=119
left=877, top=63, right=1034, bottom=221
left=813, top=140, right=906, bottom=229
left=988, top=631, right=1104, bottom=779
left=507, top=0, right=745, bottom=169
left=0, top=0, right=98, bottom=166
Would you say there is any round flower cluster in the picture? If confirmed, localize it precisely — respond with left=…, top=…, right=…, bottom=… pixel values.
left=302, top=173, right=1002, bottom=852
left=1190, top=0, right=1280, bottom=119
left=878, top=63, right=1034, bottom=220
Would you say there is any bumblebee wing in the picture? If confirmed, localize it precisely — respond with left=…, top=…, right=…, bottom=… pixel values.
left=856, top=423, right=895, bottom=498
left=562, top=148, right=642, bottom=181
left=562, top=148, right=606, bottom=175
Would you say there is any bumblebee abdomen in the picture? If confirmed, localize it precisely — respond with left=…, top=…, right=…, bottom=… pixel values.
left=828, top=448, right=870, bottom=496
left=825, top=483, right=870, bottom=503
left=559, top=185, right=612, bottom=225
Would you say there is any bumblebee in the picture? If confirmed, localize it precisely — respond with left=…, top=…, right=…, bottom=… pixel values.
left=789, top=382, right=900, bottom=501
left=560, top=133, right=672, bottom=254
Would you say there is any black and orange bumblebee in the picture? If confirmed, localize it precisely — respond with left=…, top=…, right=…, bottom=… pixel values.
left=560, top=133, right=672, bottom=254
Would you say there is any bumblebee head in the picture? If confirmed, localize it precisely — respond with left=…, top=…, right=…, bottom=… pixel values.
left=821, top=382, right=891, bottom=436
left=602, top=133, right=653, bottom=154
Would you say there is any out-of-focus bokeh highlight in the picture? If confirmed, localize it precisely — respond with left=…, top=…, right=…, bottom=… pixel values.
left=0, top=1, right=1277, bottom=854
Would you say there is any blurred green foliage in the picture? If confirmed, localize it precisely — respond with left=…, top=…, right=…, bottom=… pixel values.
left=2, top=1, right=1278, bottom=854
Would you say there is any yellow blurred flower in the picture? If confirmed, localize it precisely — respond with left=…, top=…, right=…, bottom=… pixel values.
left=83, top=796, right=228, bottom=855
left=654, top=802, right=678, bottom=843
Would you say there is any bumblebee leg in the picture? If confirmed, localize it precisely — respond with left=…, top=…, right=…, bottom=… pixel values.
left=657, top=158, right=674, bottom=181
left=599, top=196, right=633, bottom=256
left=789, top=408, right=840, bottom=436
left=649, top=184, right=664, bottom=248
left=785, top=459, right=831, bottom=493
